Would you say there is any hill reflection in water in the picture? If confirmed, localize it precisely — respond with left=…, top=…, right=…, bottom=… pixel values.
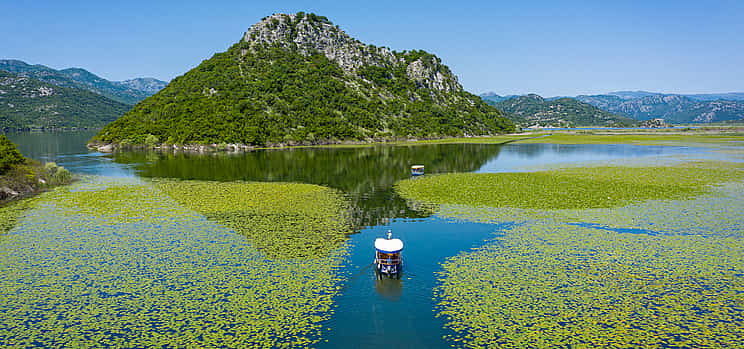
left=111, top=143, right=505, bottom=229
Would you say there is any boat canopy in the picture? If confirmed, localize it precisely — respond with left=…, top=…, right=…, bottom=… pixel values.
left=411, top=165, right=424, bottom=170
left=375, top=238, right=404, bottom=253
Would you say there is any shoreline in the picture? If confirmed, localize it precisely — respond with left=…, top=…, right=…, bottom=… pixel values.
left=87, top=126, right=744, bottom=154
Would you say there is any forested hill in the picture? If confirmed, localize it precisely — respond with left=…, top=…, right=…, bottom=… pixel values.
left=492, top=94, right=636, bottom=127
left=93, top=12, right=515, bottom=147
left=0, top=70, right=130, bottom=130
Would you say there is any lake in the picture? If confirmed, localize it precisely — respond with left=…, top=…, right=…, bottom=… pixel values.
left=2, top=131, right=741, bottom=347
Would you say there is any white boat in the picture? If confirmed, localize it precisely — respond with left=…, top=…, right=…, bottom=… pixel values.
left=375, top=230, right=404, bottom=276
left=411, top=165, right=424, bottom=176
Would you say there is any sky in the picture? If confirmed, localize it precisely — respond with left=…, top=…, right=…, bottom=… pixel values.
left=2, top=0, right=743, bottom=97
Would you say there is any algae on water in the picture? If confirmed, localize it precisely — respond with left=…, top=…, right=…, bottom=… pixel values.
left=151, top=179, right=352, bottom=259
left=396, top=161, right=744, bottom=211
left=394, top=160, right=744, bottom=347
left=0, top=178, right=350, bottom=347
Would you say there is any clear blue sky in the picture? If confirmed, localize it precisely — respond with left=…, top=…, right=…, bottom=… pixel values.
left=2, top=0, right=742, bottom=96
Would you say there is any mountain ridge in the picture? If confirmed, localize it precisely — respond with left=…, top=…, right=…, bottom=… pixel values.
left=481, top=92, right=744, bottom=124
left=0, top=70, right=130, bottom=130
left=0, top=59, right=167, bottom=105
left=491, top=94, right=636, bottom=127
left=575, top=94, right=744, bottom=123
left=481, top=91, right=744, bottom=102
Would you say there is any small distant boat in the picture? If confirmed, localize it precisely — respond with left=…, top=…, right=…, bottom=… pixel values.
left=411, top=165, right=424, bottom=176
left=375, top=230, right=404, bottom=276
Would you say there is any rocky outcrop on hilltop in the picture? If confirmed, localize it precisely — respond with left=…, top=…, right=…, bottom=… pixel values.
left=243, top=13, right=460, bottom=93
left=93, top=12, right=514, bottom=147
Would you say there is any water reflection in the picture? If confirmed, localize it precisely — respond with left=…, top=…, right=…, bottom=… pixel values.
left=374, top=277, right=403, bottom=301
left=111, top=144, right=506, bottom=228
left=4, top=131, right=135, bottom=177
left=110, top=142, right=692, bottom=229
left=477, top=143, right=691, bottom=172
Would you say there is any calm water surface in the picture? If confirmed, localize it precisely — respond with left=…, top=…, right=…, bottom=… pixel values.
left=1, top=131, right=716, bottom=347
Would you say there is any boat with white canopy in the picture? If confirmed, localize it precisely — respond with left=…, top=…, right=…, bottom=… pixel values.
left=411, top=165, right=424, bottom=176
left=375, top=230, right=404, bottom=276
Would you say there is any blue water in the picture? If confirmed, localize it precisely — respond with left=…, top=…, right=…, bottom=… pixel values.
left=2, top=131, right=732, bottom=347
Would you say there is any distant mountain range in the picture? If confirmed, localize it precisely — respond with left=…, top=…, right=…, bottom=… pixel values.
left=0, top=59, right=167, bottom=105
left=488, top=94, right=635, bottom=127
left=482, top=91, right=744, bottom=124
left=603, top=91, right=744, bottom=102
left=0, top=70, right=130, bottom=130
left=575, top=94, right=744, bottom=123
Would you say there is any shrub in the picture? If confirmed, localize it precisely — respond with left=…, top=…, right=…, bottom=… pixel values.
left=44, top=162, right=59, bottom=174
left=0, top=135, right=25, bottom=174
left=145, top=134, right=159, bottom=147
left=49, top=167, right=72, bottom=185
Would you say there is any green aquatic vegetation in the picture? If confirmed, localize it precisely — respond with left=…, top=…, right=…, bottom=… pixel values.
left=0, top=178, right=348, bottom=347
left=556, top=183, right=744, bottom=238
left=0, top=197, right=37, bottom=234
left=396, top=161, right=744, bottom=210
left=429, top=160, right=744, bottom=347
left=435, top=221, right=744, bottom=348
left=518, top=133, right=744, bottom=147
left=151, top=179, right=352, bottom=259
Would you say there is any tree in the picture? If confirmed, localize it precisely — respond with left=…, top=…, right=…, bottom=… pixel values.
left=0, top=135, right=25, bottom=174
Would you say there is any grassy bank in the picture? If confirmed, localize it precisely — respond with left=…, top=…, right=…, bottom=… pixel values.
left=0, top=134, right=73, bottom=233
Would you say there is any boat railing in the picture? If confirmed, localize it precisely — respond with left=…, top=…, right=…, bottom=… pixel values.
left=376, top=252, right=402, bottom=265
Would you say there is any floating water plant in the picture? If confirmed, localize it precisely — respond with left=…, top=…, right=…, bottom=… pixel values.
left=434, top=220, right=744, bottom=347
left=0, top=178, right=349, bottom=347
left=151, top=179, right=352, bottom=259
left=396, top=161, right=744, bottom=211
left=518, top=133, right=744, bottom=147
left=0, top=198, right=37, bottom=234
left=422, top=160, right=744, bottom=347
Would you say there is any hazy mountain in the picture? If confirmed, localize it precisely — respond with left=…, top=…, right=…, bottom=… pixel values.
left=114, top=78, right=168, bottom=94
left=606, top=91, right=660, bottom=100
left=479, top=92, right=520, bottom=104
left=575, top=94, right=744, bottom=123
left=681, top=92, right=744, bottom=102
left=0, top=59, right=167, bottom=105
left=0, top=70, right=130, bottom=129
left=93, top=12, right=514, bottom=146
left=494, top=94, right=636, bottom=127
left=606, top=91, right=744, bottom=102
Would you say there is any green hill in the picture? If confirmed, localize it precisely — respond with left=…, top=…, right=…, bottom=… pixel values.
left=0, top=70, right=130, bottom=130
left=493, top=94, right=636, bottom=127
left=93, top=12, right=514, bottom=147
